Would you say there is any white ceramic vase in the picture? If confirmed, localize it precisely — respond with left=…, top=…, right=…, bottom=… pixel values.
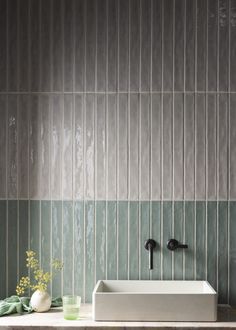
left=30, top=290, right=51, bottom=312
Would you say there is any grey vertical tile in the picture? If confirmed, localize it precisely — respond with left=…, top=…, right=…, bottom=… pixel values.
left=85, top=94, right=94, bottom=200
left=230, top=0, right=236, bottom=91
left=118, top=201, right=128, bottom=279
left=230, top=94, right=236, bottom=199
left=208, top=0, right=218, bottom=91
left=18, top=95, right=29, bottom=199
left=129, top=94, right=139, bottom=200
left=41, top=0, right=52, bottom=92
left=8, top=95, right=17, bottom=199
left=107, top=94, right=117, bottom=199
left=108, top=0, right=118, bottom=91
left=140, top=0, right=151, bottom=91
left=118, top=94, right=128, bottom=200
left=196, top=93, right=206, bottom=199
left=74, top=0, right=85, bottom=92
left=86, top=0, right=96, bottom=92
left=30, top=200, right=40, bottom=255
left=185, top=0, right=195, bottom=91
left=174, top=0, right=185, bottom=91
left=162, top=201, right=172, bottom=280
left=0, top=201, right=6, bottom=298
left=152, top=0, right=162, bottom=91
left=18, top=0, right=29, bottom=91
left=29, top=95, right=40, bottom=199
left=163, top=93, right=172, bottom=200
left=0, top=96, right=6, bottom=198
left=63, top=95, right=73, bottom=200
left=197, top=0, right=207, bottom=91
left=30, top=0, right=40, bottom=91
left=230, top=201, right=236, bottom=305
left=63, top=201, right=73, bottom=295
left=219, top=0, right=229, bottom=91
left=151, top=93, right=161, bottom=200
left=207, top=202, right=217, bottom=291
left=63, top=0, right=73, bottom=92
left=97, top=0, right=107, bottom=92
left=163, top=0, right=173, bottom=91
left=74, top=201, right=84, bottom=298
left=85, top=201, right=95, bottom=303
left=218, top=201, right=228, bottom=303
left=218, top=94, right=228, bottom=199
left=40, top=95, right=50, bottom=199
left=107, top=201, right=117, bottom=279
left=207, top=94, right=217, bottom=199
left=0, top=0, right=6, bottom=91
left=95, top=201, right=106, bottom=281
left=51, top=95, right=63, bottom=199
left=184, top=202, right=195, bottom=280
left=118, top=0, right=129, bottom=91
left=41, top=201, right=51, bottom=291
left=74, top=95, right=84, bottom=199
left=52, top=0, right=63, bottom=92
left=129, top=0, right=140, bottom=91
left=174, top=201, right=183, bottom=280
left=196, top=202, right=206, bottom=280
left=174, top=93, right=184, bottom=200
left=8, top=200, right=17, bottom=295
left=140, top=202, right=150, bottom=280
left=140, top=94, right=150, bottom=200
left=151, top=201, right=161, bottom=279
left=7, top=0, right=18, bottom=91
left=129, top=202, right=139, bottom=280
left=51, top=201, right=62, bottom=297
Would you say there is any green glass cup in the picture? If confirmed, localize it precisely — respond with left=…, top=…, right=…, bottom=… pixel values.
left=63, top=295, right=81, bottom=320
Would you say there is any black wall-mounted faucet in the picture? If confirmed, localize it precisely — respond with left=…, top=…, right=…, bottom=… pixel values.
left=144, top=239, right=156, bottom=270
left=167, top=239, right=188, bottom=251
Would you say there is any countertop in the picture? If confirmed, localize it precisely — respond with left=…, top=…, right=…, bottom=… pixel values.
left=1, top=304, right=236, bottom=329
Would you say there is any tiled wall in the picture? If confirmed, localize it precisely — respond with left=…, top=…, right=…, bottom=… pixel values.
left=0, top=0, right=236, bottom=304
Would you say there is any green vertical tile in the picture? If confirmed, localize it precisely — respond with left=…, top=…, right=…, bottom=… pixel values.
left=41, top=201, right=51, bottom=274
left=0, top=201, right=6, bottom=298
left=185, top=202, right=194, bottom=279
left=51, top=201, right=62, bottom=297
left=8, top=200, right=17, bottom=295
left=118, top=201, right=128, bottom=280
left=19, top=201, right=28, bottom=280
left=85, top=201, right=95, bottom=303
left=174, top=201, right=183, bottom=280
left=30, top=200, right=40, bottom=255
left=96, top=201, right=106, bottom=281
left=207, top=202, right=217, bottom=291
left=218, top=201, right=228, bottom=303
left=230, top=202, right=236, bottom=306
left=129, top=202, right=139, bottom=280
left=74, top=201, right=84, bottom=299
left=196, top=202, right=206, bottom=280
left=63, top=201, right=73, bottom=295
left=107, top=201, right=117, bottom=279
left=140, top=202, right=150, bottom=280
left=163, top=201, right=172, bottom=280
left=151, top=201, right=161, bottom=279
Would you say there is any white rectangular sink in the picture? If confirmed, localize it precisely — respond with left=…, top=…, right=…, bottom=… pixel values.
left=92, top=280, right=217, bottom=322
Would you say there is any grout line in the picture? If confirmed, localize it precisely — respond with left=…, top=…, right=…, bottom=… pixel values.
left=105, top=0, right=108, bottom=282
left=72, top=0, right=75, bottom=296
left=61, top=0, right=64, bottom=298
left=138, top=0, right=141, bottom=280
left=216, top=0, right=219, bottom=295
left=172, top=0, right=175, bottom=281
left=183, top=0, right=186, bottom=281
left=228, top=0, right=231, bottom=304
left=127, top=0, right=130, bottom=281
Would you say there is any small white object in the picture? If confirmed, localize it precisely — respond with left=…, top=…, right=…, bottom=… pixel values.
left=93, top=280, right=217, bottom=321
left=30, top=290, right=51, bottom=312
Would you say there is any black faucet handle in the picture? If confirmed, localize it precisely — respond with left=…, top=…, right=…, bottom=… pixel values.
left=167, top=239, right=188, bottom=251
left=144, top=239, right=157, bottom=270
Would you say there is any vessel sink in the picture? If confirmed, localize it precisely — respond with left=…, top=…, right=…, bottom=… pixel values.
left=92, top=280, right=217, bottom=321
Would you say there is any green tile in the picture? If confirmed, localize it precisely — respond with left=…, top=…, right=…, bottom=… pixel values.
left=207, top=202, right=217, bottom=291
left=230, top=202, right=236, bottom=306
left=162, top=201, right=172, bottom=280
left=8, top=200, right=17, bottom=295
left=196, top=201, right=206, bottom=280
left=140, top=202, right=150, bottom=280
left=63, top=201, right=73, bottom=295
left=118, top=201, right=128, bottom=280
left=129, top=202, right=139, bottom=280
left=184, top=202, right=194, bottom=279
left=74, top=201, right=84, bottom=299
left=0, top=201, right=6, bottom=298
left=174, top=201, right=183, bottom=280
left=95, top=201, right=106, bottom=281
left=218, top=201, right=228, bottom=303
left=41, top=201, right=51, bottom=273
left=30, top=200, right=40, bottom=255
left=107, top=201, right=117, bottom=280
left=151, top=201, right=161, bottom=279
left=19, top=201, right=29, bottom=284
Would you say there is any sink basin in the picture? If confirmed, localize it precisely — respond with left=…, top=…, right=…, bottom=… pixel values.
left=92, top=280, right=217, bottom=321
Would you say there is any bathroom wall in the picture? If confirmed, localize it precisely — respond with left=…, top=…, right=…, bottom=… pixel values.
left=0, top=0, right=236, bottom=304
